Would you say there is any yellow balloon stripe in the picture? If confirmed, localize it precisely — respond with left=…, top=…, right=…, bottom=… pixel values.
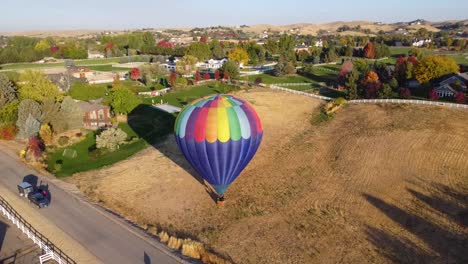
left=205, top=107, right=218, bottom=143
left=217, top=107, right=230, bottom=142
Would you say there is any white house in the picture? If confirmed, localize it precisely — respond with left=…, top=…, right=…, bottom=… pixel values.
left=434, top=84, right=457, bottom=97
left=433, top=74, right=468, bottom=98
left=314, top=39, right=323, bottom=47
left=88, top=50, right=105, bottom=59
left=412, top=38, right=431, bottom=47
left=196, top=58, right=228, bottom=70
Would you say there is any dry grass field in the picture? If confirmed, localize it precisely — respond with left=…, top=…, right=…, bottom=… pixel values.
left=69, top=89, right=468, bottom=264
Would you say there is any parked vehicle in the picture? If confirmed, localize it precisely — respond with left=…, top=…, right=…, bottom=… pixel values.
left=27, top=191, right=50, bottom=208
left=17, top=182, right=34, bottom=197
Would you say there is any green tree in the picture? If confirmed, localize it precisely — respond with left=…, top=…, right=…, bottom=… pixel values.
left=345, top=69, right=359, bottom=99
left=247, top=44, right=266, bottom=65
left=274, top=57, right=296, bottom=76
left=210, top=40, right=225, bottom=59
left=352, top=59, right=369, bottom=78
left=264, top=38, right=279, bottom=55
left=296, top=50, right=309, bottom=62
left=0, top=100, right=19, bottom=125
left=220, top=61, right=240, bottom=79
left=57, top=96, right=82, bottom=132
left=107, top=87, right=142, bottom=115
left=377, top=84, right=396, bottom=98
left=18, top=70, right=61, bottom=103
left=408, top=48, right=423, bottom=59
left=173, top=77, right=188, bottom=90
left=278, top=35, right=296, bottom=62
left=41, top=99, right=61, bottom=127
left=176, top=55, right=198, bottom=75
left=186, top=42, right=211, bottom=61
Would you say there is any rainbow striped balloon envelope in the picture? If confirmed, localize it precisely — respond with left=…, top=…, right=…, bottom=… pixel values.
left=174, top=94, right=263, bottom=196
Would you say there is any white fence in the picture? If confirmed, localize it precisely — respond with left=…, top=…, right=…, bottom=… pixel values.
left=274, top=83, right=313, bottom=86
left=349, top=99, right=468, bottom=109
left=0, top=196, right=76, bottom=264
left=270, top=85, right=333, bottom=101
left=267, top=85, right=468, bottom=110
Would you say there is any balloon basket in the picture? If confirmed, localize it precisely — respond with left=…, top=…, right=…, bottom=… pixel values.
left=217, top=196, right=225, bottom=207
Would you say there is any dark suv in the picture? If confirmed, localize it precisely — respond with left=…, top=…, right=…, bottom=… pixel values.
left=28, top=191, right=50, bottom=208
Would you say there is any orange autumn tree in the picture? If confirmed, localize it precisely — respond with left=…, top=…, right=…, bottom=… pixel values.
left=363, top=42, right=376, bottom=59
left=362, top=70, right=381, bottom=98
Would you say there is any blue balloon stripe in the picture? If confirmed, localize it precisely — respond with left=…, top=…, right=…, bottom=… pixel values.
left=233, top=106, right=251, bottom=139
left=178, top=106, right=195, bottom=138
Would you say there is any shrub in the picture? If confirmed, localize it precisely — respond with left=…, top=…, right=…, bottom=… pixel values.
left=58, top=136, right=69, bottom=146
left=39, top=124, right=53, bottom=145
left=54, top=160, right=63, bottom=172
left=96, top=128, right=127, bottom=151
left=27, top=136, right=44, bottom=160
left=0, top=124, right=18, bottom=140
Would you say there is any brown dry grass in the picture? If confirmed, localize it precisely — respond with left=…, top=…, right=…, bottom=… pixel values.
left=69, top=90, right=468, bottom=264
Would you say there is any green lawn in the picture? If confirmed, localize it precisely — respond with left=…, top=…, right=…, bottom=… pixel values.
left=446, top=54, right=468, bottom=64
left=74, top=58, right=121, bottom=66
left=389, top=47, right=414, bottom=56
left=47, top=132, right=149, bottom=177
left=0, top=57, right=121, bottom=71
left=142, top=82, right=240, bottom=107
left=0, top=62, right=65, bottom=70
left=242, top=73, right=314, bottom=84
left=68, top=82, right=110, bottom=101
left=87, top=65, right=130, bottom=72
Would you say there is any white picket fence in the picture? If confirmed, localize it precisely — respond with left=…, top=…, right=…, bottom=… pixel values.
left=268, top=85, right=468, bottom=110
left=0, top=196, right=76, bottom=264
left=269, top=85, right=333, bottom=101
left=274, top=83, right=313, bottom=86
left=349, top=99, right=468, bottom=109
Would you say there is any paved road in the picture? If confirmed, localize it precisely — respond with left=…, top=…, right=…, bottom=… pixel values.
left=0, top=150, right=184, bottom=264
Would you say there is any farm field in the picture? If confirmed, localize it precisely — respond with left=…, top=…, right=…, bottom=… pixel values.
left=68, top=88, right=468, bottom=264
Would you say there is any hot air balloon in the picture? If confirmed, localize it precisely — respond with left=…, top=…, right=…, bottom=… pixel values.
left=174, top=94, right=263, bottom=204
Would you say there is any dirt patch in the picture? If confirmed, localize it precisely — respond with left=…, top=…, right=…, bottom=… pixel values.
left=69, top=91, right=468, bottom=264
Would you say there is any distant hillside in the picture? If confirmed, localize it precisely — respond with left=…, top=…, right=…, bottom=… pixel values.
left=242, top=20, right=441, bottom=36
left=2, top=19, right=462, bottom=38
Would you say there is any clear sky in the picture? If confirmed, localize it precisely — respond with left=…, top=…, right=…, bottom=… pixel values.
left=1, top=0, right=467, bottom=32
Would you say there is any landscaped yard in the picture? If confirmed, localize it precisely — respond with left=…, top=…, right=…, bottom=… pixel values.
left=47, top=105, right=175, bottom=177
left=68, top=82, right=110, bottom=101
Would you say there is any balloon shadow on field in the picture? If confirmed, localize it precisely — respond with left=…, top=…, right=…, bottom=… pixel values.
left=127, top=104, right=219, bottom=203
left=363, top=179, right=468, bottom=263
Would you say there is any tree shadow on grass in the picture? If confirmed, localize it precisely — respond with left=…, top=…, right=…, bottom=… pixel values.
left=363, top=181, right=468, bottom=264
left=127, top=104, right=218, bottom=203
